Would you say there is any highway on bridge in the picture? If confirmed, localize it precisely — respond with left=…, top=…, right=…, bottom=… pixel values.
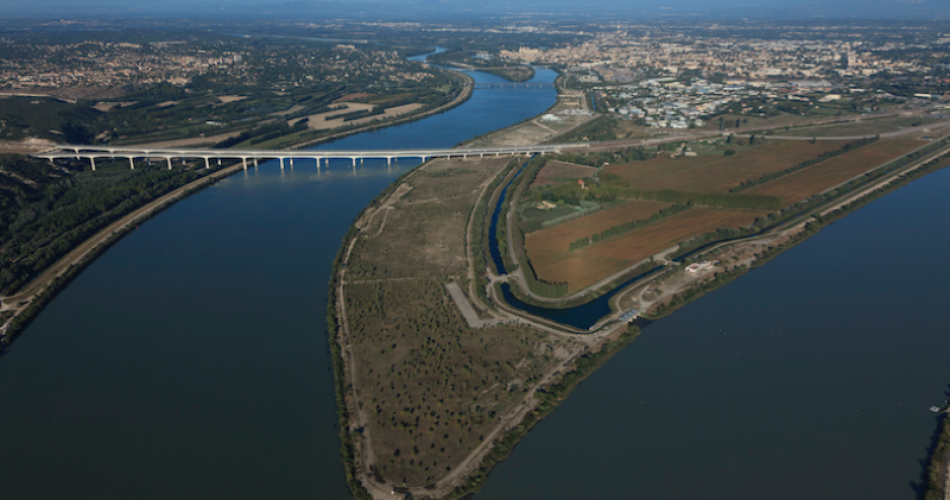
left=32, top=143, right=586, bottom=171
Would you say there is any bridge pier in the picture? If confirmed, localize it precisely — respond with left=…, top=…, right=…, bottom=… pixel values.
left=254, top=158, right=259, bottom=168
left=351, top=157, right=357, bottom=168
left=279, top=158, right=284, bottom=169
left=386, top=157, right=392, bottom=166
left=89, top=157, right=96, bottom=171
left=242, top=157, right=248, bottom=170
left=217, top=158, right=222, bottom=166
left=289, top=158, right=294, bottom=169
left=129, top=157, right=135, bottom=170
left=204, top=157, right=210, bottom=169
left=167, top=157, right=173, bottom=170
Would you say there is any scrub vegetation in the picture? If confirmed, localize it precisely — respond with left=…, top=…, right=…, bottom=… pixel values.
left=344, top=279, right=577, bottom=487
left=332, top=156, right=585, bottom=495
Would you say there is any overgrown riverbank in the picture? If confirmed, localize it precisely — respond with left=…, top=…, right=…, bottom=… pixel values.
left=0, top=160, right=243, bottom=351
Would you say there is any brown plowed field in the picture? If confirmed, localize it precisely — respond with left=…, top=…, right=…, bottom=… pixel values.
left=526, top=208, right=766, bottom=292
left=525, top=200, right=674, bottom=252
left=604, top=140, right=849, bottom=193
left=745, top=139, right=926, bottom=204
left=530, top=160, right=598, bottom=187
left=332, top=92, right=372, bottom=102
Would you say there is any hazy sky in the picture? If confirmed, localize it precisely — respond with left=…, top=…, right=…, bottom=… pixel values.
left=3, top=0, right=949, bottom=18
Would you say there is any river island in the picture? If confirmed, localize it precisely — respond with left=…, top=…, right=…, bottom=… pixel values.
left=331, top=108, right=950, bottom=498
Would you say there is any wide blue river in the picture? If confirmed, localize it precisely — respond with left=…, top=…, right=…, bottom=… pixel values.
left=1, top=57, right=948, bottom=500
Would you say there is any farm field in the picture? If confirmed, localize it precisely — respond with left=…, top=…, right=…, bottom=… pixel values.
left=604, top=140, right=849, bottom=193
left=523, top=200, right=675, bottom=253
left=698, top=110, right=861, bottom=132
left=525, top=207, right=766, bottom=291
left=775, top=116, right=946, bottom=138
left=530, top=160, right=598, bottom=187
left=745, top=139, right=927, bottom=204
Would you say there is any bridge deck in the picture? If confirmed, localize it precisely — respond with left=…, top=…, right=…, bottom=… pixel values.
left=31, top=143, right=586, bottom=170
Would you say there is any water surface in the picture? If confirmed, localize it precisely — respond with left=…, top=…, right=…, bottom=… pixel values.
left=0, top=68, right=557, bottom=500
left=479, top=168, right=950, bottom=500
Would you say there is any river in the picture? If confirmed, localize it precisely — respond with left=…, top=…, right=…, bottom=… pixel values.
left=479, top=167, right=950, bottom=500
left=0, top=56, right=947, bottom=500
left=0, top=62, right=556, bottom=499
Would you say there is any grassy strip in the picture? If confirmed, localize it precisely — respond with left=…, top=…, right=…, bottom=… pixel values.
left=505, top=259, right=661, bottom=311
left=502, top=157, right=571, bottom=298
left=472, top=160, right=520, bottom=305
left=730, top=136, right=879, bottom=192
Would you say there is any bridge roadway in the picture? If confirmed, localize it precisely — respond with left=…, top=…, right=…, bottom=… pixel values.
left=32, top=143, right=584, bottom=171
left=473, top=82, right=555, bottom=88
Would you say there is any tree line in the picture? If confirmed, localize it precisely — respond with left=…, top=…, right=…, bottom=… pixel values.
left=0, top=155, right=219, bottom=295
left=730, top=136, right=880, bottom=192
left=568, top=203, right=691, bottom=252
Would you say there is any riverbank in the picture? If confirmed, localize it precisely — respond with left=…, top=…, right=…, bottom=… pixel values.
left=328, top=156, right=597, bottom=499
left=0, top=66, right=477, bottom=352
left=0, top=162, right=245, bottom=350
left=924, top=411, right=950, bottom=500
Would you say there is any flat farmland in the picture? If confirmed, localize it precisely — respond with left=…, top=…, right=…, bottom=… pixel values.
left=745, top=139, right=926, bottom=204
left=530, top=160, right=598, bottom=187
left=525, top=208, right=765, bottom=292
left=524, top=200, right=675, bottom=252
left=775, top=116, right=946, bottom=138
left=604, top=140, right=849, bottom=193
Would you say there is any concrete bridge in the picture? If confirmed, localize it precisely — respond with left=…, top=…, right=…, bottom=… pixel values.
left=32, top=143, right=581, bottom=171
left=473, top=82, right=554, bottom=88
